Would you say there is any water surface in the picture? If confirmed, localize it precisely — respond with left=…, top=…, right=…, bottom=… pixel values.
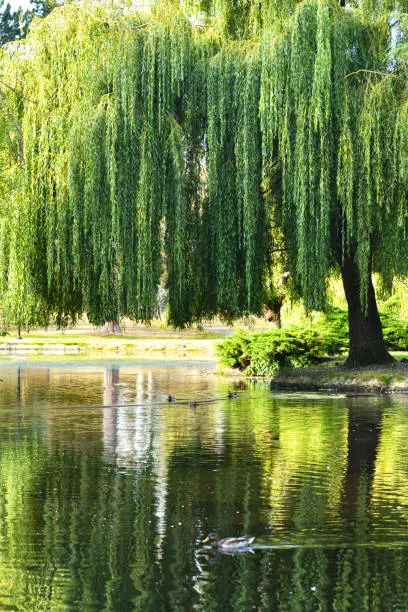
left=0, top=363, right=407, bottom=610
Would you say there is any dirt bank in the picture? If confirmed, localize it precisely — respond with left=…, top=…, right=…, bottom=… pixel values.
left=269, top=362, right=408, bottom=394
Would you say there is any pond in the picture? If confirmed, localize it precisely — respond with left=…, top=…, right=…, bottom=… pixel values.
left=0, top=362, right=408, bottom=610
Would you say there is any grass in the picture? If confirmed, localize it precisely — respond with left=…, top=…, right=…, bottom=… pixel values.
left=5, top=330, right=224, bottom=343
left=0, top=322, right=225, bottom=361
left=393, top=352, right=408, bottom=361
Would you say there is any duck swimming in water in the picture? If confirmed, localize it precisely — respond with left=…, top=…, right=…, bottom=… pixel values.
left=202, top=532, right=255, bottom=549
left=227, top=391, right=238, bottom=399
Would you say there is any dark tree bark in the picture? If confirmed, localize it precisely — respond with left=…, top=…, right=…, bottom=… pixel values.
left=341, top=256, right=394, bottom=367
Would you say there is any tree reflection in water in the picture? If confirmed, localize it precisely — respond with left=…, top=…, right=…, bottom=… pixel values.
left=0, top=366, right=407, bottom=609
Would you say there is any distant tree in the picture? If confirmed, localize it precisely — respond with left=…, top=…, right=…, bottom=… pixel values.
left=0, top=1, right=28, bottom=45
left=0, top=0, right=58, bottom=47
left=29, top=0, right=57, bottom=18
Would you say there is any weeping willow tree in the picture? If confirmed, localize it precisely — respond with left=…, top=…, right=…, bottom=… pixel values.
left=5, top=4, right=203, bottom=327
left=0, top=0, right=407, bottom=365
left=261, top=0, right=408, bottom=365
left=0, top=3, right=268, bottom=328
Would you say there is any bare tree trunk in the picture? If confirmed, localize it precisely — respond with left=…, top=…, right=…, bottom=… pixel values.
left=263, top=297, right=283, bottom=328
left=103, top=320, right=121, bottom=334
left=341, top=256, right=394, bottom=367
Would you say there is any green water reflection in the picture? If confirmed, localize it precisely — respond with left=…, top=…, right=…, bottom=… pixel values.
left=0, top=364, right=407, bottom=610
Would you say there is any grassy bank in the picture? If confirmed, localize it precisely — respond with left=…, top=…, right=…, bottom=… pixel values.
left=0, top=323, right=226, bottom=361
left=267, top=357, right=408, bottom=394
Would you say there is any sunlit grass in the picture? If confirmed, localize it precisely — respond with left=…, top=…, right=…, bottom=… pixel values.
left=392, top=352, right=408, bottom=361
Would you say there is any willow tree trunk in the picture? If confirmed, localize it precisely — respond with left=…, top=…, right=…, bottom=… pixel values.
left=103, top=320, right=120, bottom=334
left=341, top=256, right=394, bottom=367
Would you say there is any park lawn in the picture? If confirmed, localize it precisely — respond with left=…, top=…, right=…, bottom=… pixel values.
left=0, top=323, right=226, bottom=360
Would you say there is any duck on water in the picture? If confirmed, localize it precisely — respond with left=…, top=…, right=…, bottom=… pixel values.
left=202, top=533, right=255, bottom=549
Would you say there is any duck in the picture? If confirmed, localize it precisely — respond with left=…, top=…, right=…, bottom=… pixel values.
left=167, top=395, right=176, bottom=402
left=227, top=391, right=238, bottom=399
left=189, top=400, right=198, bottom=408
left=202, top=532, right=255, bottom=549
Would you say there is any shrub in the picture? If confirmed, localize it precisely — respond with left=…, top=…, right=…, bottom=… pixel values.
left=315, top=307, right=349, bottom=355
left=215, top=330, right=252, bottom=370
left=309, top=307, right=408, bottom=353
left=217, top=307, right=408, bottom=376
left=381, top=314, right=408, bottom=350
left=250, top=327, right=324, bottom=368
left=217, top=326, right=325, bottom=375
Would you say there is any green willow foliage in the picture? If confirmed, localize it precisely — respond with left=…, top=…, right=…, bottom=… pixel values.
left=206, top=44, right=265, bottom=317
left=1, top=6, right=189, bottom=326
left=0, top=0, right=407, bottom=327
left=0, top=3, right=269, bottom=327
left=261, top=0, right=408, bottom=310
left=22, top=4, right=201, bottom=326
left=190, top=0, right=408, bottom=39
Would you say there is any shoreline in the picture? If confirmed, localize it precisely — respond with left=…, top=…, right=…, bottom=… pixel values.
left=1, top=333, right=408, bottom=394
left=267, top=363, right=408, bottom=394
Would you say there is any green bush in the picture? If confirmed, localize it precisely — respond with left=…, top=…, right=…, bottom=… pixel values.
left=216, top=326, right=325, bottom=375
left=216, top=307, right=408, bottom=376
left=250, top=327, right=323, bottom=368
left=315, top=308, right=349, bottom=355
left=308, top=307, right=408, bottom=352
left=215, top=330, right=252, bottom=370
left=381, top=313, right=408, bottom=350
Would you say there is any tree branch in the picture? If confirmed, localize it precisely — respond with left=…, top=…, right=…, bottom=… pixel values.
left=0, top=79, right=37, bottom=104
left=345, top=69, right=388, bottom=79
